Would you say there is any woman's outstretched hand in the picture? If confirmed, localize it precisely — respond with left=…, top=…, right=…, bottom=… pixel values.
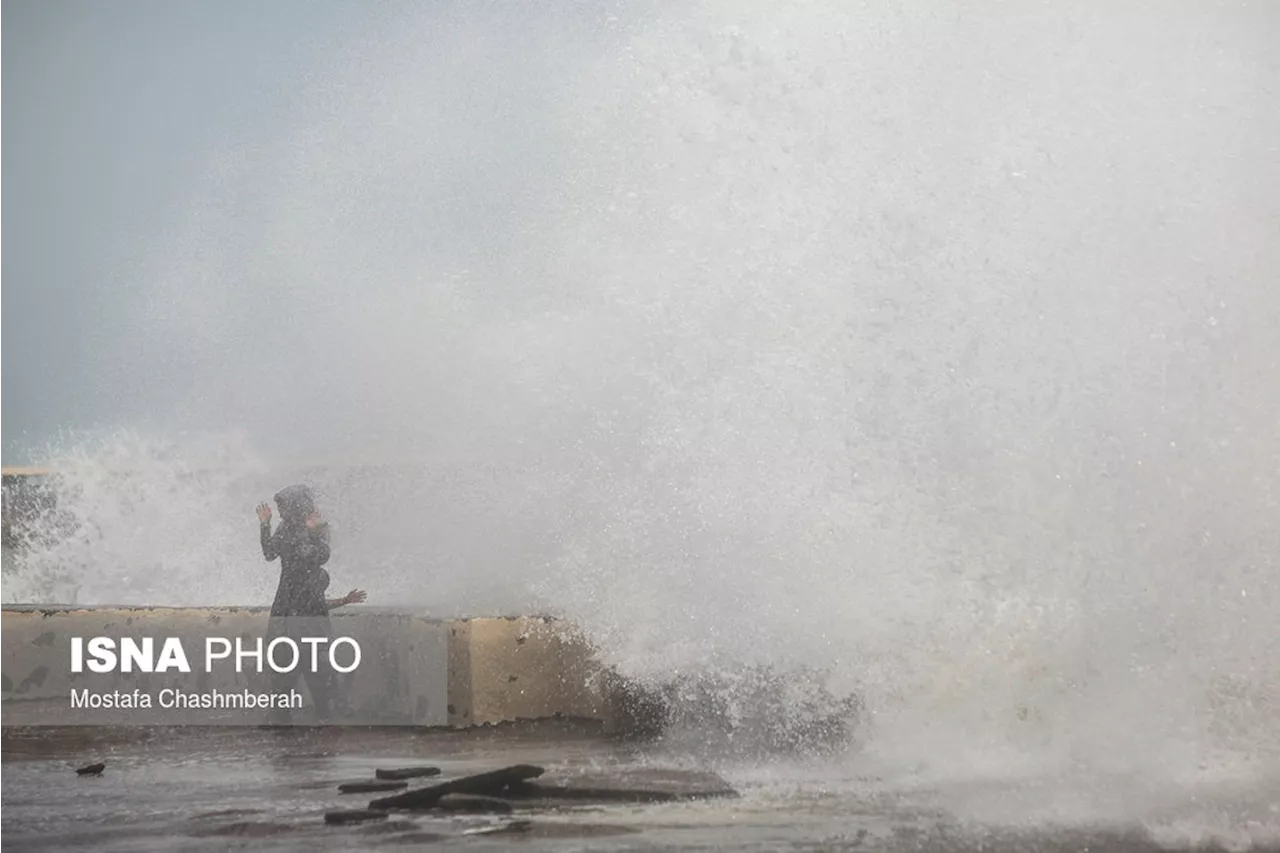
left=256, top=503, right=272, bottom=524
left=327, top=589, right=366, bottom=611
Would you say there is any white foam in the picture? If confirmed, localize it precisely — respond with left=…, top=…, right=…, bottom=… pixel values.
left=6, top=0, right=1279, bottom=808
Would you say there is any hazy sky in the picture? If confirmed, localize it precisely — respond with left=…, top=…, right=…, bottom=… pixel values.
left=4, top=0, right=1277, bottom=475
left=1, top=0, right=412, bottom=462
left=5, top=2, right=1280, bottom=761
left=2, top=0, right=628, bottom=464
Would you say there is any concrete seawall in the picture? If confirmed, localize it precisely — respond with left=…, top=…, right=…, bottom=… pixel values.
left=1, top=606, right=624, bottom=729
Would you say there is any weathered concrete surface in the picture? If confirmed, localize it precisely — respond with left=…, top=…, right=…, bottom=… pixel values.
left=1, top=606, right=448, bottom=726
left=2, top=607, right=628, bottom=730
left=1, top=606, right=271, bottom=704
left=446, top=617, right=612, bottom=727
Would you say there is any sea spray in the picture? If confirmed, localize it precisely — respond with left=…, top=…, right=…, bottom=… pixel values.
left=5, top=0, right=1278, bottom=786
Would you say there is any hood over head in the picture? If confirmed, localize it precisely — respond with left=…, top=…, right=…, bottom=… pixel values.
left=273, top=484, right=316, bottom=524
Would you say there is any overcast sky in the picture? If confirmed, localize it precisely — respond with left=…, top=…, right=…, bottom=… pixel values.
left=4, top=1, right=1277, bottom=476
left=4, top=0, right=653, bottom=467
left=4, top=1, right=369, bottom=460
left=5, top=0, right=1279, bottom=658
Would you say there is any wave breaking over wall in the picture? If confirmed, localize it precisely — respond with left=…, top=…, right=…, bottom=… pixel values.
left=5, top=1, right=1279, bottom=808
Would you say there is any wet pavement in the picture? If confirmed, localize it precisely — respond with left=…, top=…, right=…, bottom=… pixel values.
left=2, top=724, right=1278, bottom=851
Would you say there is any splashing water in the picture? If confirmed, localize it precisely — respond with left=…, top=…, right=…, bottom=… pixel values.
left=4, top=430, right=273, bottom=605
left=6, top=1, right=1280, bottom=831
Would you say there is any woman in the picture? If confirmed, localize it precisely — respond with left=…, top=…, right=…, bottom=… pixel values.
left=257, top=485, right=365, bottom=616
left=256, top=484, right=365, bottom=722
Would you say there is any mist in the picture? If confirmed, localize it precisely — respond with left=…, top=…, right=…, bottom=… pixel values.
left=6, top=0, right=1280, bottom=791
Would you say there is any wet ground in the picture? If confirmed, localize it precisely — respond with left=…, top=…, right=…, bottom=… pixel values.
left=2, top=724, right=1278, bottom=852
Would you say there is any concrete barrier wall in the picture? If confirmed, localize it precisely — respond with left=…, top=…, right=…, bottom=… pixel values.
left=2, top=606, right=270, bottom=703
left=0, top=607, right=613, bottom=730
left=1, top=606, right=449, bottom=726
left=447, top=617, right=610, bottom=727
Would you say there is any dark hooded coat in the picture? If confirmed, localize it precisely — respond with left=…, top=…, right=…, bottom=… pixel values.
left=261, top=484, right=331, bottom=617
